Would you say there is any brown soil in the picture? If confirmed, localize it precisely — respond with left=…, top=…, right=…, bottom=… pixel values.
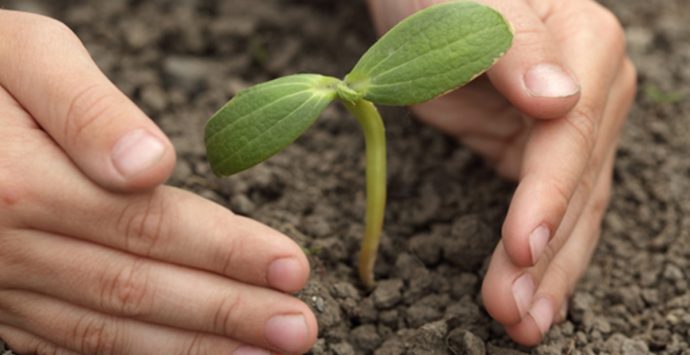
left=2, top=0, right=689, bottom=354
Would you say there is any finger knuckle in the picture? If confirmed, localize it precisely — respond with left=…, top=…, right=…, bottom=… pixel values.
left=0, top=232, right=29, bottom=286
left=545, top=175, right=574, bottom=221
left=184, top=333, right=214, bottom=355
left=63, top=83, right=120, bottom=147
left=216, top=230, right=245, bottom=277
left=115, top=191, right=172, bottom=257
left=213, top=292, right=244, bottom=336
left=590, top=181, right=612, bottom=218
left=596, top=7, right=625, bottom=44
left=565, top=105, right=599, bottom=153
left=100, top=257, right=155, bottom=318
left=34, top=339, right=61, bottom=355
left=19, top=13, right=77, bottom=43
left=71, top=314, right=118, bottom=355
left=578, top=167, right=598, bottom=201
left=546, top=259, right=573, bottom=293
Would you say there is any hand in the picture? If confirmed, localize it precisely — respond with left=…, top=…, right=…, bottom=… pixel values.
left=0, top=10, right=316, bottom=355
left=369, top=0, right=636, bottom=345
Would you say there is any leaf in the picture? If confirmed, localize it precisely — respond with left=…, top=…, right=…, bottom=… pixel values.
left=205, top=74, right=339, bottom=176
left=345, top=1, right=513, bottom=106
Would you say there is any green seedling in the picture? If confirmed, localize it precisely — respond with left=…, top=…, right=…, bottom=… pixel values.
left=205, top=1, right=513, bottom=287
left=644, top=83, right=684, bottom=105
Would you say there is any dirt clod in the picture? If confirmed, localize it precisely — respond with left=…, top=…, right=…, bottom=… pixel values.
left=1, top=1, right=688, bottom=354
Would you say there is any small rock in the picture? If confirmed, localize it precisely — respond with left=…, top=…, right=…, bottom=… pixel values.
left=310, top=339, right=328, bottom=355
left=312, top=296, right=325, bottom=313
left=621, top=338, right=650, bottom=355
left=534, top=344, right=563, bottom=355
left=605, top=333, right=651, bottom=355
left=663, top=263, right=684, bottom=281
left=592, top=316, right=612, bottom=334
left=571, top=292, right=594, bottom=322
left=409, top=320, right=448, bottom=351
left=487, top=344, right=529, bottom=355
left=208, top=16, right=257, bottom=38
left=163, top=56, right=218, bottom=88
left=445, top=296, right=481, bottom=325
left=172, top=160, right=193, bottom=182
left=229, top=194, right=255, bottom=215
left=447, top=329, right=485, bottom=355
left=354, top=297, right=378, bottom=323
left=374, top=337, right=406, bottom=355
left=140, top=85, right=168, bottom=112
left=394, top=253, right=425, bottom=281
left=379, top=309, right=401, bottom=328
left=443, top=216, right=495, bottom=271
left=449, top=273, right=480, bottom=298
left=641, top=288, right=659, bottom=305
left=329, top=342, right=355, bottom=355
left=409, top=233, right=442, bottom=266
left=372, top=279, right=403, bottom=309
left=123, top=21, right=158, bottom=50
left=311, top=237, right=347, bottom=262
left=301, top=214, right=332, bottom=238
left=350, top=324, right=381, bottom=353
left=405, top=302, right=442, bottom=328
left=650, top=328, right=671, bottom=349
left=331, top=282, right=360, bottom=300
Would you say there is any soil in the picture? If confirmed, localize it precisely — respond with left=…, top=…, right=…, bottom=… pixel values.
left=2, top=0, right=689, bottom=354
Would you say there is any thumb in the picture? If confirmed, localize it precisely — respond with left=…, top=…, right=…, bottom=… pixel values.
left=0, top=11, right=175, bottom=191
left=368, top=0, right=581, bottom=119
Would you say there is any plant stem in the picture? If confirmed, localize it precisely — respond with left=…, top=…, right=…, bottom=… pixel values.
left=342, top=99, right=386, bottom=288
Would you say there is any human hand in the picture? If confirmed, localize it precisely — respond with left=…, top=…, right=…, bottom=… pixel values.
left=368, top=0, right=636, bottom=345
left=0, top=10, right=316, bottom=355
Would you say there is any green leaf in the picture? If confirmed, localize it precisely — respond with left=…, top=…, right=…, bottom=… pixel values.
left=205, top=74, right=339, bottom=176
left=345, top=1, right=513, bottom=106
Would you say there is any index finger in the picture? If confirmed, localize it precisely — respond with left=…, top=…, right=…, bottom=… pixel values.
left=501, top=1, right=627, bottom=267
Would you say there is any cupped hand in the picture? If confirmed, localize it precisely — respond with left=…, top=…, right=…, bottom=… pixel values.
left=0, top=10, right=316, bottom=355
left=369, top=0, right=636, bottom=345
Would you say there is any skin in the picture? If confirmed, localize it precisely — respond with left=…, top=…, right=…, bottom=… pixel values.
left=369, top=0, right=636, bottom=346
left=0, top=0, right=636, bottom=353
left=0, top=10, right=315, bottom=355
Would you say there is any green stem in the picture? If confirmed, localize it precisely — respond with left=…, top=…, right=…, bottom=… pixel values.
left=342, top=99, right=386, bottom=288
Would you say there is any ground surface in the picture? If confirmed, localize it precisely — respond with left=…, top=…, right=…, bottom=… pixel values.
left=2, top=0, right=689, bottom=354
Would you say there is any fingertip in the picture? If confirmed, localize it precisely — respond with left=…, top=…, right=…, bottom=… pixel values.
left=481, top=245, right=533, bottom=326
left=264, top=305, right=318, bottom=355
left=504, top=318, right=545, bottom=347
left=524, top=64, right=580, bottom=99
left=488, top=62, right=580, bottom=119
left=501, top=221, right=538, bottom=268
left=108, top=128, right=176, bottom=191
left=502, top=175, right=561, bottom=268
left=267, top=254, right=310, bottom=293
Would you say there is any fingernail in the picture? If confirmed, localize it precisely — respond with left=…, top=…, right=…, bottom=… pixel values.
left=529, top=225, right=550, bottom=264
left=524, top=64, right=579, bottom=98
left=111, top=129, right=166, bottom=178
left=529, top=297, right=555, bottom=335
left=512, top=273, right=535, bottom=317
left=267, top=258, right=303, bottom=291
left=233, top=345, right=271, bottom=355
left=264, top=314, right=308, bottom=353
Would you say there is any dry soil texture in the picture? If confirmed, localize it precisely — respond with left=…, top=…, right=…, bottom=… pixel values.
left=2, top=0, right=689, bottom=354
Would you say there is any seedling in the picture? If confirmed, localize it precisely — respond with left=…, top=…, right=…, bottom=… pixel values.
left=205, top=1, right=513, bottom=287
